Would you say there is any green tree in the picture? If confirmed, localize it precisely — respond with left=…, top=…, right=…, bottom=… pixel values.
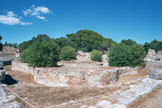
left=108, top=43, right=146, bottom=67
left=129, top=44, right=146, bottom=67
left=120, top=39, right=137, bottom=46
left=90, top=50, right=102, bottom=62
left=108, top=43, right=132, bottom=66
left=4, top=42, right=17, bottom=48
left=20, top=41, right=60, bottom=67
left=144, top=39, right=162, bottom=53
left=66, top=30, right=114, bottom=52
left=55, top=37, right=77, bottom=49
left=150, top=39, right=159, bottom=52
left=60, top=46, right=76, bottom=60
left=18, top=34, right=50, bottom=52
left=144, top=42, right=150, bottom=53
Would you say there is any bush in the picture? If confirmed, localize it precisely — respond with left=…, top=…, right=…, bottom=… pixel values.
left=20, top=41, right=60, bottom=67
left=90, top=50, right=102, bottom=62
left=108, top=43, right=146, bottom=67
left=60, top=46, right=76, bottom=60
left=108, top=44, right=132, bottom=66
left=129, top=44, right=146, bottom=67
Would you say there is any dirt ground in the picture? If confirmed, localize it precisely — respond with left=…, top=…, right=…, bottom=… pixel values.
left=4, top=65, right=159, bottom=108
left=4, top=66, right=119, bottom=108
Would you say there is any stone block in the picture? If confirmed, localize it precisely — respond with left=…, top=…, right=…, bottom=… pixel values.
left=149, top=68, right=162, bottom=80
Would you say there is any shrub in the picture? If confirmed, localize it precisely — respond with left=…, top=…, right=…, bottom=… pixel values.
left=108, top=43, right=146, bottom=67
left=129, top=44, right=146, bottom=67
left=108, top=43, right=132, bottom=66
left=20, top=41, right=60, bottom=67
left=60, top=46, right=76, bottom=60
left=90, top=50, right=102, bottom=62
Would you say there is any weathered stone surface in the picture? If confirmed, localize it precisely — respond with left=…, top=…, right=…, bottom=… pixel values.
left=82, top=78, right=162, bottom=108
left=12, top=60, right=138, bottom=87
left=0, top=52, right=16, bottom=62
left=149, top=68, right=162, bottom=80
left=2, top=46, right=17, bottom=53
left=145, top=49, right=162, bottom=62
left=0, top=70, right=6, bottom=81
left=0, top=84, right=20, bottom=108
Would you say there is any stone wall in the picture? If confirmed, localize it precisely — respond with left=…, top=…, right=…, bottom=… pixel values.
left=12, top=61, right=34, bottom=75
left=2, top=46, right=17, bottom=53
left=12, top=61, right=138, bottom=87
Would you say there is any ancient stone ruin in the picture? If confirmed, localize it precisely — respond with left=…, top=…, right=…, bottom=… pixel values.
left=2, top=46, right=17, bottom=53
left=12, top=51, right=138, bottom=87
left=145, top=49, right=162, bottom=62
left=0, top=61, right=6, bottom=82
left=149, top=68, right=162, bottom=80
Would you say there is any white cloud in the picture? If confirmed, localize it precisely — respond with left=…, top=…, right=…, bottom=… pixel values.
left=36, top=15, right=45, bottom=20
left=7, top=11, right=16, bottom=17
left=0, top=11, right=32, bottom=25
left=23, top=5, right=51, bottom=20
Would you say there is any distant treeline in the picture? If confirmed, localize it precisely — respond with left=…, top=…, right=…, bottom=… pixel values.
left=18, top=30, right=115, bottom=52
left=3, top=42, right=17, bottom=48
left=144, top=39, right=162, bottom=53
left=1, top=30, right=162, bottom=67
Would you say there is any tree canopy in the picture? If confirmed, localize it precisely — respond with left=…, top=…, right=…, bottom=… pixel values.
left=120, top=39, right=137, bottom=46
left=66, top=30, right=115, bottom=52
left=18, top=34, right=50, bottom=52
left=108, top=43, right=146, bottom=67
left=20, top=41, right=60, bottom=67
left=55, top=37, right=77, bottom=50
left=4, top=42, right=17, bottom=48
left=144, top=39, right=162, bottom=53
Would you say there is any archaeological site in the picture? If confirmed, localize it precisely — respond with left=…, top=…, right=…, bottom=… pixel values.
left=1, top=2, right=162, bottom=107
left=1, top=44, right=162, bottom=108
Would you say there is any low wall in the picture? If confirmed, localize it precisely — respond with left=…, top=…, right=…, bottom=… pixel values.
left=12, top=61, right=34, bottom=75
left=12, top=61, right=137, bottom=87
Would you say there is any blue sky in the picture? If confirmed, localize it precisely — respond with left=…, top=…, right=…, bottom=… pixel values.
left=0, top=0, right=162, bottom=44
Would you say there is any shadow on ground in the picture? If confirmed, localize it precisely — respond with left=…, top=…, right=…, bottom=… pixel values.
left=1, top=75, right=18, bottom=85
